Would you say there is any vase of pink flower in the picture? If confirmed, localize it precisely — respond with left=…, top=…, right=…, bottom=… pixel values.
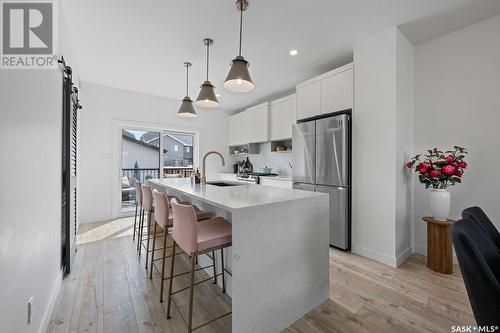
left=406, top=146, right=468, bottom=221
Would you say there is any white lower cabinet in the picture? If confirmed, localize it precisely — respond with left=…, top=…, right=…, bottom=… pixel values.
left=260, top=178, right=293, bottom=189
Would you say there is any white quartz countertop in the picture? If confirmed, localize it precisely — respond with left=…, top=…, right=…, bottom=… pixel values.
left=148, top=178, right=325, bottom=212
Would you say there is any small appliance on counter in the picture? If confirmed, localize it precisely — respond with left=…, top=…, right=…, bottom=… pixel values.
left=236, top=171, right=279, bottom=184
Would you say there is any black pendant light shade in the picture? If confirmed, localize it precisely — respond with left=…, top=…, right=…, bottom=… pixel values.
left=224, top=0, right=254, bottom=93
left=177, top=62, right=197, bottom=118
left=195, top=38, right=219, bottom=108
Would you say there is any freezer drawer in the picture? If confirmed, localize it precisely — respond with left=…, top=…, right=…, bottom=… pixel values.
left=316, top=115, right=349, bottom=187
left=292, top=121, right=315, bottom=184
left=317, top=185, right=350, bottom=249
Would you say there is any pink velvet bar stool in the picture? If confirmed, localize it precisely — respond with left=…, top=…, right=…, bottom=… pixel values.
left=150, top=190, right=215, bottom=303
left=166, top=198, right=232, bottom=333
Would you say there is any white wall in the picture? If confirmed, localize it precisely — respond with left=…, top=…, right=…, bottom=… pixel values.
left=395, top=30, right=415, bottom=263
left=352, top=27, right=414, bottom=267
left=79, top=82, right=231, bottom=223
left=0, top=5, right=80, bottom=332
left=413, top=14, right=500, bottom=254
left=0, top=70, right=62, bottom=333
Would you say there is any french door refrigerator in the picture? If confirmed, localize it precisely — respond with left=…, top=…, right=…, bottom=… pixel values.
left=292, top=113, right=351, bottom=250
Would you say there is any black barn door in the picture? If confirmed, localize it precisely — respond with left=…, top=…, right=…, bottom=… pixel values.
left=61, top=61, right=81, bottom=275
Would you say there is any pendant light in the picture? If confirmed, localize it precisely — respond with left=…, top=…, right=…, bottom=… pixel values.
left=195, top=38, right=219, bottom=108
left=224, top=0, right=254, bottom=93
left=177, top=62, right=197, bottom=118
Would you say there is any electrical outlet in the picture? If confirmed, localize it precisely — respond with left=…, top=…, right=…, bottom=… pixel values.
left=27, top=296, right=34, bottom=324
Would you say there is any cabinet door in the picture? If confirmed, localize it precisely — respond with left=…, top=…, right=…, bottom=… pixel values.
left=238, top=112, right=249, bottom=144
left=269, top=102, right=282, bottom=141
left=228, top=116, right=237, bottom=146
left=320, top=68, right=353, bottom=114
left=246, top=103, right=269, bottom=143
left=280, top=96, right=296, bottom=139
left=296, top=81, right=320, bottom=120
left=230, top=113, right=244, bottom=145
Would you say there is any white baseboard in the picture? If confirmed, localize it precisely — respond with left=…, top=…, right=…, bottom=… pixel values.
left=38, top=269, right=64, bottom=333
left=396, top=247, right=412, bottom=266
left=351, top=244, right=398, bottom=268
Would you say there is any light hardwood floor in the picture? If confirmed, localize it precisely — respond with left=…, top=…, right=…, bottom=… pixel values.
left=47, top=217, right=473, bottom=333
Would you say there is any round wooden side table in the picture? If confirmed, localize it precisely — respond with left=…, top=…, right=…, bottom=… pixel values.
left=422, top=216, right=456, bottom=274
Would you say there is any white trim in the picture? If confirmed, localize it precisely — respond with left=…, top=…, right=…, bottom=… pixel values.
left=112, top=119, right=201, bottom=219
left=270, top=93, right=296, bottom=105
left=351, top=244, right=398, bottom=268
left=296, top=62, right=353, bottom=88
left=38, top=268, right=64, bottom=333
left=396, top=247, right=412, bottom=266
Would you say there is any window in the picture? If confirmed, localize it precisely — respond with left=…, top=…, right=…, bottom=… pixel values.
left=163, top=131, right=195, bottom=178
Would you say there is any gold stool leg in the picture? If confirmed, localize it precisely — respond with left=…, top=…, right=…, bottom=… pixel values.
left=145, top=211, right=152, bottom=269
left=212, top=251, right=217, bottom=284
left=221, top=248, right=226, bottom=293
left=187, top=254, right=196, bottom=333
left=149, top=221, right=157, bottom=279
left=166, top=240, right=177, bottom=317
left=133, top=202, right=138, bottom=242
left=160, top=230, right=168, bottom=302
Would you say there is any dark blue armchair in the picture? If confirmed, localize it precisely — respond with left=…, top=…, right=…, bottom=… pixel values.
left=451, top=214, right=500, bottom=326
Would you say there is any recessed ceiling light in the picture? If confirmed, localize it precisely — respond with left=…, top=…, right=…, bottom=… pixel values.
left=289, top=49, right=298, bottom=56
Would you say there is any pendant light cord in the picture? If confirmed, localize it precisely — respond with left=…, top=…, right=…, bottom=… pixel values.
left=206, top=43, right=210, bottom=81
left=238, top=4, right=243, bottom=56
left=185, top=65, right=189, bottom=96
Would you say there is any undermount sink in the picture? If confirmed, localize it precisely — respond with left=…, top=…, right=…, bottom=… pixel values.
left=206, top=181, right=244, bottom=187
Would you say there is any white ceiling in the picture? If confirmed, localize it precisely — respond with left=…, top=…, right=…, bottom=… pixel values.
left=62, top=0, right=495, bottom=111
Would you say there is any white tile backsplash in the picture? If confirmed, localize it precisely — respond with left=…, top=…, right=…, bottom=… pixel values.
left=230, top=142, right=293, bottom=177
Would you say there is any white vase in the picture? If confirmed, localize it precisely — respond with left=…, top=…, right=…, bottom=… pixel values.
left=429, top=189, right=450, bottom=221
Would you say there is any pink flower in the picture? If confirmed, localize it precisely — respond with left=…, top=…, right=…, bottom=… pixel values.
left=445, top=155, right=455, bottom=163
left=406, top=161, right=413, bottom=168
left=456, top=171, right=462, bottom=178
left=418, top=164, right=428, bottom=174
left=458, top=161, right=467, bottom=169
left=421, top=162, right=432, bottom=169
left=429, top=169, right=441, bottom=178
left=442, top=164, right=457, bottom=176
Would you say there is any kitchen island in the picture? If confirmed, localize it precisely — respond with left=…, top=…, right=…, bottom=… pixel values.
left=149, top=178, right=329, bottom=333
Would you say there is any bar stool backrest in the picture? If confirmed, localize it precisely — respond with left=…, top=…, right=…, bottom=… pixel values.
left=141, top=184, right=153, bottom=212
left=132, top=179, right=143, bottom=204
left=170, top=198, right=198, bottom=256
left=152, top=189, right=169, bottom=227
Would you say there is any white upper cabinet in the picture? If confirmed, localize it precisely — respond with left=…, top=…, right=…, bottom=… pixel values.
left=320, top=67, right=353, bottom=114
left=246, top=102, right=269, bottom=143
left=296, top=81, right=320, bottom=120
left=228, top=114, right=240, bottom=146
left=270, top=94, right=296, bottom=140
left=228, top=102, right=269, bottom=146
left=296, top=63, right=353, bottom=120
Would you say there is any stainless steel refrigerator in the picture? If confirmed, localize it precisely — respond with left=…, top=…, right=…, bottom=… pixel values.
left=292, top=113, right=351, bottom=250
